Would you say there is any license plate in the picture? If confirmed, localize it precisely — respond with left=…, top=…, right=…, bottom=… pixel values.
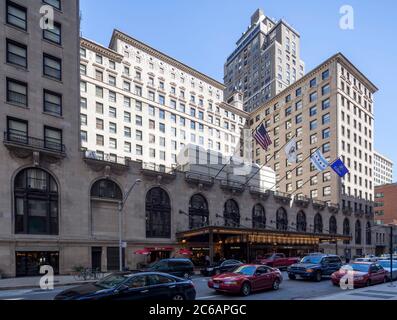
left=213, top=283, right=220, bottom=289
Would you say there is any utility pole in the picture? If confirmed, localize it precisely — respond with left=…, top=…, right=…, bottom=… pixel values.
left=118, top=179, right=142, bottom=272
left=389, top=225, right=395, bottom=287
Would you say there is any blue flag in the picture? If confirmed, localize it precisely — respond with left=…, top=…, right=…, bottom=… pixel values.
left=331, top=159, right=349, bottom=177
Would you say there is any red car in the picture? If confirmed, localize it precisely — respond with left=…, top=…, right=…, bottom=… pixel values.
left=331, top=262, right=389, bottom=288
left=208, top=264, right=283, bottom=296
left=256, top=253, right=300, bottom=269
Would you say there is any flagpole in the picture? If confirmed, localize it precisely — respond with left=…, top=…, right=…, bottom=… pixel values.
left=213, top=121, right=266, bottom=180
left=287, top=156, right=345, bottom=199
left=263, top=146, right=322, bottom=192
left=242, top=134, right=297, bottom=188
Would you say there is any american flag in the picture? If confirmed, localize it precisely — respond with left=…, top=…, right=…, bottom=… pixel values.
left=253, top=123, right=272, bottom=151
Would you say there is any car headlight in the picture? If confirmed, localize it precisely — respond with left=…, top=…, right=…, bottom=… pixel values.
left=306, top=269, right=314, bottom=273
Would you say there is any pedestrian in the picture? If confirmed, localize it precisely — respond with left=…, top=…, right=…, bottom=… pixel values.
left=205, top=255, right=211, bottom=267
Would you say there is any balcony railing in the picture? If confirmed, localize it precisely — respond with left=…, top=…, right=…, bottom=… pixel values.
left=83, top=150, right=128, bottom=166
left=4, top=130, right=65, bottom=156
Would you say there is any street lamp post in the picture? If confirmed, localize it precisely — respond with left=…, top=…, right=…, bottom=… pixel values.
left=118, top=179, right=142, bottom=272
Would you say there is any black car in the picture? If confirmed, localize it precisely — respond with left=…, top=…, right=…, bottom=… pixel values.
left=287, top=254, right=343, bottom=282
left=54, top=272, right=196, bottom=301
left=143, top=258, right=194, bottom=278
left=201, top=259, right=243, bottom=276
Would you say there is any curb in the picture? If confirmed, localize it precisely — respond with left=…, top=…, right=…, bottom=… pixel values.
left=0, top=280, right=96, bottom=292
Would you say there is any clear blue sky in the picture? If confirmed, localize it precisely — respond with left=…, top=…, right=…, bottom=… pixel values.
left=80, top=0, right=397, bottom=178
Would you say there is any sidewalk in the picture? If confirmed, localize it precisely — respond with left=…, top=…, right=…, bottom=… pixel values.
left=314, top=282, right=397, bottom=300
left=0, top=275, right=97, bottom=291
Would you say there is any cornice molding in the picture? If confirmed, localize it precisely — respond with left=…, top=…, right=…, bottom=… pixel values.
left=80, top=38, right=123, bottom=63
left=110, top=30, right=226, bottom=91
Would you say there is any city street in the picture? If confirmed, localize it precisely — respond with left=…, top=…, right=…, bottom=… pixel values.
left=0, top=272, right=343, bottom=301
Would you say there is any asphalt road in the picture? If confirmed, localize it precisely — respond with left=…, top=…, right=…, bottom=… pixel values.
left=0, top=272, right=343, bottom=301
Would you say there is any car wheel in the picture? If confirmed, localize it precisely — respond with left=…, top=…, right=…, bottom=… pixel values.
left=288, top=274, right=296, bottom=280
left=315, top=271, right=322, bottom=282
left=272, top=279, right=281, bottom=291
left=241, top=282, right=251, bottom=297
left=172, top=294, right=185, bottom=301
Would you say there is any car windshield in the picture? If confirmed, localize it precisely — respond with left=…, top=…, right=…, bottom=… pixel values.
left=263, top=254, right=275, bottom=259
left=379, top=261, right=397, bottom=269
left=96, top=274, right=128, bottom=289
left=233, top=266, right=256, bottom=276
left=301, top=256, right=322, bottom=264
left=342, top=264, right=370, bottom=272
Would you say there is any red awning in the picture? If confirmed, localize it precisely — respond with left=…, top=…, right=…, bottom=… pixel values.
left=145, top=247, right=174, bottom=252
left=134, top=249, right=151, bottom=255
left=178, top=249, right=193, bottom=256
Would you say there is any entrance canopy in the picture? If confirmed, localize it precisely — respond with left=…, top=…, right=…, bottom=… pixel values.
left=176, top=226, right=351, bottom=245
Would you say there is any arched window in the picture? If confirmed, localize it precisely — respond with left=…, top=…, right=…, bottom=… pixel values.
left=296, top=211, right=307, bottom=232
left=189, top=194, right=209, bottom=229
left=329, top=216, right=337, bottom=235
left=15, top=168, right=59, bottom=235
left=343, top=218, right=350, bottom=244
left=276, top=207, right=288, bottom=231
left=91, top=179, right=122, bottom=200
left=355, top=220, right=362, bottom=245
left=224, top=200, right=240, bottom=227
left=252, top=204, right=266, bottom=229
left=314, top=213, right=323, bottom=234
left=366, top=222, right=372, bottom=245
left=146, top=188, right=171, bottom=238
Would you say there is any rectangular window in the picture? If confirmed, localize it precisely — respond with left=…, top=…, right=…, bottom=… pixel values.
left=80, top=114, right=87, bottom=126
left=7, top=117, right=28, bottom=143
left=96, top=135, right=104, bottom=146
left=322, top=113, right=331, bottom=125
left=6, top=1, right=27, bottom=30
left=310, top=120, right=317, bottom=130
left=44, top=90, right=62, bottom=116
left=43, top=0, right=61, bottom=10
left=96, top=118, right=103, bottom=130
left=6, top=39, right=27, bottom=68
left=109, top=122, right=117, bottom=134
left=322, top=98, right=330, bottom=110
left=43, top=54, right=62, bottom=80
left=96, top=102, right=103, bottom=114
left=309, top=92, right=317, bottom=102
left=322, top=84, right=330, bottom=95
left=7, top=78, right=27, bottom=106
left=80, top=97, right=87, bottom=110
left=44, top=126, right=63, bottom=151
left=124, top=127, right=131, bottom=138
left=43, top=22, right=61, bottom=44
left=322, top=69, right=330, bottom=80
left=81, top=130, right=87, bottom=143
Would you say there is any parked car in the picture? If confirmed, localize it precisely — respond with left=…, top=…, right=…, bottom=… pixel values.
left=287, top=254, right=343, bottom=282
left=208, top=264, right=283, bottom=297
left=378, top=260, right=397, bottom=280
left=355, top=257, right=378, bottom=262
left=201, top=259, right=243, bottom=276
left=142, top=258, right=194, bottom=279
left=54, top=272, right=196, bottom=301
left=331, top=262, right=389, bottom=288
left=255, top=253, right=300, bottom=269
